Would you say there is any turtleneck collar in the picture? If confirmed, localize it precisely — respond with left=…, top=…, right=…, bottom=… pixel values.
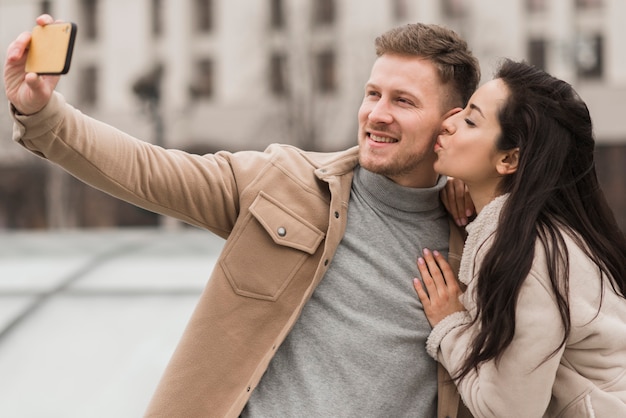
left=354, top=166, right=447, bottom=214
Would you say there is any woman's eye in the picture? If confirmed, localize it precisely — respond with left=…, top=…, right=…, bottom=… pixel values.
left=465, top=118, right=476, bottom=127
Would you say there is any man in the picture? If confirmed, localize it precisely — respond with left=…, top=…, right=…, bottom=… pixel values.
left=4, top=14, right=479, bottom=417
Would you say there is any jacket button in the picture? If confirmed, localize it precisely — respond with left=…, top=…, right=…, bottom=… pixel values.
left=334, top=211, right=339, bottom=218
left=277, top=227, right=286, bottom=237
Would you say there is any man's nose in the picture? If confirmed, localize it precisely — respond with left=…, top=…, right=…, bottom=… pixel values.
left=368, top=99, right=393, bottom=124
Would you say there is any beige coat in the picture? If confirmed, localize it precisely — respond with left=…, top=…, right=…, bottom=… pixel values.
left=12, top=93, right=472, bottom=418
left=431, top=194, right=626, bottom=417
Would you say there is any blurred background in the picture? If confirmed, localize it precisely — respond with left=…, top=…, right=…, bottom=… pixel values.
left=0, top=0, right=624, bottom=230
left=0, top=0, right=624, bottom=417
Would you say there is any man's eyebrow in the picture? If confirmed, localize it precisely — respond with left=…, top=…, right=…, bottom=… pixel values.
left=364, top=83, right=415, bottom=96
left=395, top=89, right=415, bottom=97
left=469, top=103, right=485, bottom=119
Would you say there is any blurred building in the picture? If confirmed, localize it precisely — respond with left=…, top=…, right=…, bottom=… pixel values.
left=0, top=0, right=624, bottom=229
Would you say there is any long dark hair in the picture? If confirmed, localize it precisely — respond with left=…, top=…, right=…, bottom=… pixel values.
left=455, top=59, right=626, bottom=380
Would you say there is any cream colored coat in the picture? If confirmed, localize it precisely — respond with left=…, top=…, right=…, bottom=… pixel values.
left=12, top=93, right=472, bottom=418
left=430, top=194, right=626, bottom=417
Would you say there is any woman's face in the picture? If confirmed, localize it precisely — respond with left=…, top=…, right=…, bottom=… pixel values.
left=434, top=78, right=510, bottom=188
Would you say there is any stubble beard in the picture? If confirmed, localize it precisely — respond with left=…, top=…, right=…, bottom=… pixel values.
left=358, top=147, right=424, bottom=178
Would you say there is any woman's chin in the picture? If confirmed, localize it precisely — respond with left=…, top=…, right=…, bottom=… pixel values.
left=433, top=161, right=447, bottom=176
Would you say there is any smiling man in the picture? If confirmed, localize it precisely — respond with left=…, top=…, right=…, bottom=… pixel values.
left=5, top=16, right=479, bottom=418
left=359, top=54, right=456, bottom=188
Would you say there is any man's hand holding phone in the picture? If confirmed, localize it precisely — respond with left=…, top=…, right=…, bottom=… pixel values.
left=4, top=14, right=76, bottom=116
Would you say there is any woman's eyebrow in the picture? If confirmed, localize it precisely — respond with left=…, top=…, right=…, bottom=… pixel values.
left=469, top=103, right=485, bottom=119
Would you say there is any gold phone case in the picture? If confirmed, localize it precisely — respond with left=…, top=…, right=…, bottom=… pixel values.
left=25, top=22, right=77, bottom=75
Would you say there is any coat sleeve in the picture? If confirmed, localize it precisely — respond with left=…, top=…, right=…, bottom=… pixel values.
left=11, top=92, right=256, bottom=235
left=437, top=263, right=566, bottom=418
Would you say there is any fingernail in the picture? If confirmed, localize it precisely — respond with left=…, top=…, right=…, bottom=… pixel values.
left=417, top=257, right=425, bottom=265
left=423, top=248, right=430, bottom=256
left=456, top=218, right=462, bottom=226
left=433, top=250, right=440, bottom=257
left=466, top=209, right=473, bottom=217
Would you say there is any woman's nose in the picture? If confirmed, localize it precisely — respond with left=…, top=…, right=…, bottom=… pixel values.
left=440, top=117, right=455, bottom=135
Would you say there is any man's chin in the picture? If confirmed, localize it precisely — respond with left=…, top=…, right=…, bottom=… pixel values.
left=358, top=148, right=379, bottom=165
left=358, top=158, right=391, bottom=176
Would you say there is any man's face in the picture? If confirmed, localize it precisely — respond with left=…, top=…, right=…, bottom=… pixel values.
left=357, top=54, right=456, bottom=188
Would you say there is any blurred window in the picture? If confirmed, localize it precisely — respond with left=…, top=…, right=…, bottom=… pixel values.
left=392, top=0, right=409, bottom=21
left=576, top=0, right=603, bottom=9
left=316, top=49, right=336, bottom=93
left=442, top=0, right=467, bottom=18
left=151, top=0, right=163, bottom=37
left=576, top=34, right=603, bottom=79
left=270, top=52, right=287, bottom=96
left=189, top=59, right=214, bottom=99
left=528, top=38, right=547, bottom=70
left=79, top=66, right=98, bottom=106
left=40, top=0, right=52, bottom=15
left=81, top=0, right=98, bottom=40
left=526, top=0, right=547, bottom=12
left=271, top=0, right=285, bottom=29
left=194, top=0, right=213, bottom=33
left=314, top=0, right=335, bottom=26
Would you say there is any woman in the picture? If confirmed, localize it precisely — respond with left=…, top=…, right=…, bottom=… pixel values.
left=413, top=59, right=626, bottom=417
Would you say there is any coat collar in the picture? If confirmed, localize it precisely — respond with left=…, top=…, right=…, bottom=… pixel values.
left=458, top=193, right=509, bottom=285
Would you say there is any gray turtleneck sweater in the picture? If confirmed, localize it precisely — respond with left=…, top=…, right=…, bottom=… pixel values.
left=243, top=166, right=450, bottom=417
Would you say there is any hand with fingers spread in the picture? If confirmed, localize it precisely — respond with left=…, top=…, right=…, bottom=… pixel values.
left=4, top=14, right=60, bottom=115
left=440, top=177, right=475, bottom=227
left=413, top=248, right=465, bottom=327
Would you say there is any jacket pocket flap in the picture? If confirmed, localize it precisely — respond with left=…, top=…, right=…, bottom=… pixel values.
left=249, top=192, right=324, bottom=255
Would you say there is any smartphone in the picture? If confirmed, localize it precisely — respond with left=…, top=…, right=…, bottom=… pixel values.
left=25, top=22, right=77, bottom=75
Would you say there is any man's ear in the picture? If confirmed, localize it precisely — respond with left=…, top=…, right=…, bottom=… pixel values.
left=496, top=148, right=519, bottom=175
left=442, top=107, right=462, bottom=120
